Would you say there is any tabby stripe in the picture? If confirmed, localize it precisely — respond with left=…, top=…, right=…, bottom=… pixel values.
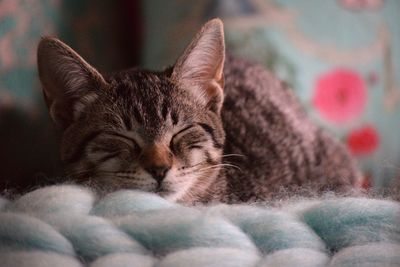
left=198, top=123, right=223, bottom=149
left=315, top=129, right=324, bottom=166
left=133, top=107, right=143, bottom=124
left=122, top=116, right=132, bottom=130
left=186, top=139, right=208, bottom=147
left=171, top=111, right=179, bottom=125
left=105, top=132, right=138, bottom=146
left=171, top=124, right=195, bottom=143
left=97, top=151, right=121, bottom=163
left=205, top=151, right=218, bottom=165
left=68, top=131, right=103, bottom=163
left=161, top=101, right=169, bottom=120
left=299, top=137, right=312, bottom=181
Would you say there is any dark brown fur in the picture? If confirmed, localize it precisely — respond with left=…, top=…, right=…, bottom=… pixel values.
left=37, top=19, right=361, bottom=204
left=206, top=56, right=362, bottom=202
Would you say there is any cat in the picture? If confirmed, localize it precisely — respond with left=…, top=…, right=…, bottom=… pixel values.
left=37, top=19, right=362, bottom=204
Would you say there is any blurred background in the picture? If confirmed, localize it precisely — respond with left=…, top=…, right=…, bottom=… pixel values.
left=0, top=0, right=399, bottom=192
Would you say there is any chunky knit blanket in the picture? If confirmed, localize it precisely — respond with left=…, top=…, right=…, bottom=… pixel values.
left=0, top=185, right=399, bottom=267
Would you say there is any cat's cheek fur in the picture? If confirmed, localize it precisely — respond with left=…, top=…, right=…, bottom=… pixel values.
left=96, top=159, right=122, bottom=173
left=187, top=149, right=206, bottom=166
left=164, top=172, right=198, bottom=202
left=132, top=169, right=157, bottom=189
left=207, top=149, right=222, bottom=163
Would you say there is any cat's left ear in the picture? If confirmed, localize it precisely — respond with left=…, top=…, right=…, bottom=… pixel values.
left=172, top=19, right=225, bottom=113
left=37, top=37, right=107, bottom=128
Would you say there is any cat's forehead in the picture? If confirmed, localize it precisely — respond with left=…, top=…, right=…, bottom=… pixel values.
left=108, top=68, right=172, bottom=92
left=101, top=69, right=199, bottom=140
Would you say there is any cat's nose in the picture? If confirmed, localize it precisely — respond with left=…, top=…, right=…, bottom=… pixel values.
left=146, top=165, right=170, bottom=184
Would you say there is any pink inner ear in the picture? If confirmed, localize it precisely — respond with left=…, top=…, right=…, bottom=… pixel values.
left=172, top=19, right=225, bottom=87
left=215, top=58, right=225, bottom=89
left=38, top=37, right=107, bottom=128
left=204, top=80, right=224, bottom=113
left=169, top=19, right=225, bottom=113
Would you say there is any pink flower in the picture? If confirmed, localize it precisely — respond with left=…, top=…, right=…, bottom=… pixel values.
left=313, top=69, right=367, bottom=124
left=346, top=125, right=379, bottom=156
left=339, top=0, right=384, bottom=10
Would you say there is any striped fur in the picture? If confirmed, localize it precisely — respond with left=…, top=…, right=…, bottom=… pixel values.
left=58, top=68, right=226, bottom=202
left=38, top=19, right=362, bottom=203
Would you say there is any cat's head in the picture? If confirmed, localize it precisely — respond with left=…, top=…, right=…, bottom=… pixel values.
left=37, top=19, right=226, bottom=201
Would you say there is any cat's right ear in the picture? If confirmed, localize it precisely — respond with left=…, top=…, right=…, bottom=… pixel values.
left=37, top=37, right=107, bottom=128
left=171, top=19, right=225, bottom=114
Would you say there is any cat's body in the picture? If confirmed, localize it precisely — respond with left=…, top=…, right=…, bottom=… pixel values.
left=37, top=19, right=361, bottom=204
left=202, top=56, right=361, bottom=203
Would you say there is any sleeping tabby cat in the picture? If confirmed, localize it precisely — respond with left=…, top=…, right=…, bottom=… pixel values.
left=37, top=19, right=361, bottom=203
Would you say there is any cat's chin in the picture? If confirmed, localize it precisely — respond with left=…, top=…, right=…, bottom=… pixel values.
left=78, top=174, right=187, bottom=200
left=153, top=185, right=172, bottom=195
left=155, top=190, right=173, bottom=198
left=130, top=185, right=175, bottom=197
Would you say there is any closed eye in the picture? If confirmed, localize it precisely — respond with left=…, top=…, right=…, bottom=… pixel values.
left=185, top=138, right=208, bottom=149
left=86, top=131, right=141, bottom=162
left=96, top=151, right=122, bottom=163
left=172, top=125, right=195, bottom=140
left=86, top=146, right=125, bottom=163
left=103, top=132, right=141, bottom=151
left=188, top=145, right=203, bottom=150
left=170, top=124, right=196, bottom=147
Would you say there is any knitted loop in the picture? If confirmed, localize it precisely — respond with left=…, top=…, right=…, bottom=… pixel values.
left=0, top=251, right=82, bottom=267
left=301, top=198, right=400, bottom=251
left=117, top=208, right=257, bottom=255
left=205, top=204, right=326, bottom=253
left=92, top=190, right=177, bottom=217
left=1, top=185, right=399, bottom=267
left=0, top=213, right=75, bottom=256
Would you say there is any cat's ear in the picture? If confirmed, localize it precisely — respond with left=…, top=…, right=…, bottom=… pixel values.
left=37, top=37, right=107, bottom=128
left=172, top=19, right=225, bottom=113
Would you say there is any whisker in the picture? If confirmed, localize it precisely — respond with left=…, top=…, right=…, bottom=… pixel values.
left=221, top=153, right=245, bottom=158
left=115, top=175, right=147, bottom=181
left=176, top=161, right=243, bottom=179
left=178, top=162, right=204, bottom=171
left=116, top=171, right=137, bottom=175
left=198, top=163, right=243, bottom=173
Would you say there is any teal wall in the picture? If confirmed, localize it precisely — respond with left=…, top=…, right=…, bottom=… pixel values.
left=142, top=0, right=400, bottom=188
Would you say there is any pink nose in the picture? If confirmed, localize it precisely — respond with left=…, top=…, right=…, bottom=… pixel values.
left=145, top=165, right=170, bottom=184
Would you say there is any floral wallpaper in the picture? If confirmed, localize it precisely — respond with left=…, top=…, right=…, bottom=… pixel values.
left=313, top=69, right=367, bottom=125
left=142, top=0, right=400, bottom=189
